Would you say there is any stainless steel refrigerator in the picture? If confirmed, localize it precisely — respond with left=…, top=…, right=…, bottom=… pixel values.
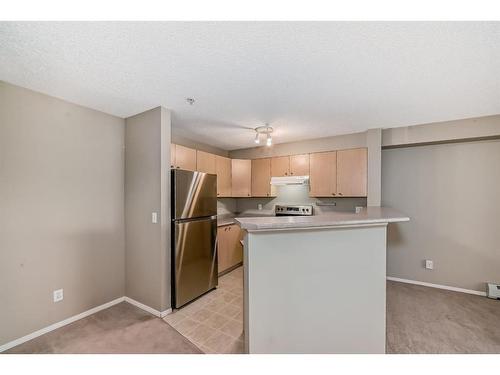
left=171, top=169, right=218, bottom=308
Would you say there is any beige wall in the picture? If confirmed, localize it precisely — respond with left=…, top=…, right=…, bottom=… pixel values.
left=125, top=107, right=171, bottom=312
left=0, top=82, right=125, bottom=346
left=229, top=131, right=367, bottom=159
left=382, top=139, right=500, bottom=292
left=172, top=133, right=229, bottom=157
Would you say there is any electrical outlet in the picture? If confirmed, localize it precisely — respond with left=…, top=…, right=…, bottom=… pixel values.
left=53, top=289, right=64, bottom=302
left=425, top=260, right=434, bottom=270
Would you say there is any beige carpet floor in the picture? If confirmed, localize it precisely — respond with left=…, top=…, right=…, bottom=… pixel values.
left=4, top=278, right=500, bottom=354
left=5, top=302, right=201, bottom=354
left=387, top=281, right=500, bottom=353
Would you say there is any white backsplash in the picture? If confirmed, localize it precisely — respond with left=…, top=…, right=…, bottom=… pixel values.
left=217, top=198, right=237, bottom=215
left=218, top=185, right=366, bottom=216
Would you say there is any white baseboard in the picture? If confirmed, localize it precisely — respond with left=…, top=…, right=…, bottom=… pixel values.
left=0, top=297, right=125, bottom=353
left=387, top=277, right=487, bottom=296
left=123, top=297, right=172, bottom=318
left=0, top=296, right=173, bottom=353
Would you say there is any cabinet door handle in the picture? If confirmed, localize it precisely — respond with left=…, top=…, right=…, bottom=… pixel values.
left=338, top=192, right=343, bottom=196
left=332, top=193, right=336, bottom=196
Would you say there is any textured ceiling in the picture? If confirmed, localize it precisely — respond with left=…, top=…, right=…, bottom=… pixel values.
left=1, top=22, right=499, bottom=150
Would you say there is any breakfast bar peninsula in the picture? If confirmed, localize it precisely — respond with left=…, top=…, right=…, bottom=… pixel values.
left=236, top=207, right=409, bottom=354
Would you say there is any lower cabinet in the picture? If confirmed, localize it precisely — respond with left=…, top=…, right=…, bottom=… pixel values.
left=217, top=224, right=243, bottom=275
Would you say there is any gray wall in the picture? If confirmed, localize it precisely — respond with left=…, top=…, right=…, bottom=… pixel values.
left=382, top=139, right=500, bottom=292
left=0, top=82, right=125, bottom=346
left=366, top=128, right=382, bottom=206
left=382, top=114, right=500, bottom=147
left=125, top=107, right=171, bottom=312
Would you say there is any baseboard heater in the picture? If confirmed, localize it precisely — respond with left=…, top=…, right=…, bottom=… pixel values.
left=487, top=283, right=500, bottom=299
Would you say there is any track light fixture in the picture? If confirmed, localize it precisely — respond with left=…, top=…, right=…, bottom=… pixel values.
left=254, top=125, right=273, bottom=147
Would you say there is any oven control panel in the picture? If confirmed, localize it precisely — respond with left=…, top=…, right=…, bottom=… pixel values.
left=275, top=205, right=313, bottom=216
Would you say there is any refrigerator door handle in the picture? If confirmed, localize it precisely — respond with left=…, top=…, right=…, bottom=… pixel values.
left=173, top=215, right=218, bottom=224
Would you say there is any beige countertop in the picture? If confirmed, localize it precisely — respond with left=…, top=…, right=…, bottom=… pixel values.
left=217, top=216, right=237, bottom=227
left=235, top=207, right=409, bottom=231
left=217, top=211, right=274, bottom=227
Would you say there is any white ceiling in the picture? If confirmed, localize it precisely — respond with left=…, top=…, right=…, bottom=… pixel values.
left=1, top=22, right=499, bottom=150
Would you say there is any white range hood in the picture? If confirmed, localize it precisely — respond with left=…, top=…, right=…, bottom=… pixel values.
left=270, top=175, right=310, bottom=186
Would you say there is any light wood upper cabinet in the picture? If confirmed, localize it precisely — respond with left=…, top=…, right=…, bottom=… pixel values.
left=217, top=224, right=243, bottom=275
left=251, top=158, right=272, bottom=197
left=290, top=154, right=310, bottom=176
left=231, top=159, right=252, bottom=197
left=337, top=148, right=367, bottom=197
left=215, top=155, right=232, bottom=197
left=172, top=144, right=197, bottom=171
left=309, top=151, right=337, bottom=197
left=196, top=150, right=216, bottom=174
left=271, top=156, right=290, bottom=176
left=171, top=143, right=367, bottom=198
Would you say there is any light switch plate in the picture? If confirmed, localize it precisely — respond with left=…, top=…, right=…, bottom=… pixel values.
left=152, top=212, right=158, bottom=224
left=53, top=289, right=64, bottom=302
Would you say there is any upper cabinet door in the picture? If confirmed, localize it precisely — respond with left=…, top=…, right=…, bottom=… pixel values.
left=215, top=155, right=232, bottom=197
left=196, top=150, right=216, bottom=174
left=170, top=144, right=176, bottom=168
left=231, top=159, right=252, bottom=197
left=290, top=154, right=310, bottom=176
left=336, top=148, right=367, bottom=197
left=271, top=156, right=290, bottom=177
left=309, top=151, right=337, bottom=197
left=251, top=158, right=271, bottom=197
left=175, top=145, right=197, bottom=171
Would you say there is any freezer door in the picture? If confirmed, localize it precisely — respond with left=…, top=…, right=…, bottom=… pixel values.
left=172, top=169, right=217, bottom=220
left=173, top=217, right=218, bottom=308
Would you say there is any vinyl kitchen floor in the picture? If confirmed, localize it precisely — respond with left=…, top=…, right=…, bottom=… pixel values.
left=166, top=266, right=500, bottom=354
left=164, top=267, right=244, bottom=354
